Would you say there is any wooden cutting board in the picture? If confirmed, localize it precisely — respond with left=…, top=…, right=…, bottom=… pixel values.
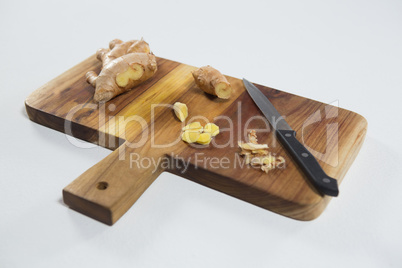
left=25, top=56, right=367, bottom=225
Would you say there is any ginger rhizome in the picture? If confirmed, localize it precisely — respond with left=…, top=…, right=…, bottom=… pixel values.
left=86, top=39, right=157, bottom=102
left=192, top=66, right=232, bottom=99
left=238, top=130, right=285, bottom=173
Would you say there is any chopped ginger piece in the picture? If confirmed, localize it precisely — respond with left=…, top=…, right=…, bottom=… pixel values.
left=203, top=123, right=219, bottom=136
left=173, top=102, right=188, bottom=122
left=182, top=122, right=203, bottom=132
left=196, top=132, right=212, bottom=145
left=178, top=119, right=219, bottom=146
left=181, top=131, right=200, bottom=143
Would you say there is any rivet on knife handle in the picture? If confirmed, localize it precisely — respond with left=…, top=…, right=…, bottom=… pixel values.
left=276, top=129, right=339, bottom=196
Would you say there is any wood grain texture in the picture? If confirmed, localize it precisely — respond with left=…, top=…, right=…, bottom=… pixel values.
left=25, top=55, right=367, bottom=225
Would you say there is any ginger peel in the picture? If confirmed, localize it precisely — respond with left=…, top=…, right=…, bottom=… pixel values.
left=238, top=130, right=285, bottom=173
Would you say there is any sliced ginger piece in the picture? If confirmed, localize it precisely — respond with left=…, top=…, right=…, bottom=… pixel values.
left=179, top=120, right=219, bottom=146
left=182, top=122, right=203, bottom=132
left=196, top=132, right=212, bottom=145
left=173, top=102, right=188, bottom=122
left=181, top=131, right=200, bottom=143
left=116, top=63, right=145, bottom=88
left=203, top=123, right=219, bottom=136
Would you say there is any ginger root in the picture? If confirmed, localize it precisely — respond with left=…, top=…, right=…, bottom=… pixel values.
left=192, top=66, right=232, bottom=99
left=96, top=38, right=150, bottom=67
left=86, top=39, right=157, bottom=102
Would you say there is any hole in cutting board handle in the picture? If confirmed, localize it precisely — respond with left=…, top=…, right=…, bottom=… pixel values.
left=96, top=181, right=109, bottom=190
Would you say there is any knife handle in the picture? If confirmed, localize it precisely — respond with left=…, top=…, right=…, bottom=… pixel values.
left=276, top=129, right=339, bottom=197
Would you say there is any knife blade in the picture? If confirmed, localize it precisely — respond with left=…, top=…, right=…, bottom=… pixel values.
left=243, top=78, right=339, bottom=197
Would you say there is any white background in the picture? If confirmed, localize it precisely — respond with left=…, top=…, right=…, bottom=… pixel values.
left=1, top=0, right=401, bottom=267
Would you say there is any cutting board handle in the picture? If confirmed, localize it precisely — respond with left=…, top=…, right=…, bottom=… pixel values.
left=63, top=143, right=162, bottom=225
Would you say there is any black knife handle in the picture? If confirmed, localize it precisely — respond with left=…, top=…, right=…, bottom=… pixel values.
left=276, top=129, right=339, bottom=197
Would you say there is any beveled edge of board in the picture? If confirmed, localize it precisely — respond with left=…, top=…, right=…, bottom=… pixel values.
left=25, top=102, right=125, bottom=150
left=166, top=159, right=333, bottom=221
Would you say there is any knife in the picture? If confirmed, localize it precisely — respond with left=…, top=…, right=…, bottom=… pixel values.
left=243, top=79, right=339, bottom=197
